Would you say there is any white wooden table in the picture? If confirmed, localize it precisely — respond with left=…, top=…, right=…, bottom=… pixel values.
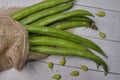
left=0, top=0, right=120, bottom=80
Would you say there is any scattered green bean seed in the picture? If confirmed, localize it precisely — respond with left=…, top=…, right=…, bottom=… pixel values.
left=48, top=62, right=54, bottom=70
left=60, top=56, right=66, bottom=66
left=52, top=74, right=61, bottom=80
left=99, top=32, right=106, bottom=38
left=81, top=65, right=88, bottom=71
left=96, top=11, right=105, bottom=17
left=70, top=70, right=79, bottom=76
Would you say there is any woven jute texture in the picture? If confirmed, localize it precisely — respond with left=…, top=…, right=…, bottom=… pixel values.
left=0, top=7, right=48, bottom=72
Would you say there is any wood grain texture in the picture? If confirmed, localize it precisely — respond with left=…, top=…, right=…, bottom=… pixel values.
left=0, top=0, right=120, bottom=80
left=75, top=0, right=120, bottom=12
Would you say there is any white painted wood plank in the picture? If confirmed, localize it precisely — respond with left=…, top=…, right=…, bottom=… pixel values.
left=1, top=0, right=120, bottom=12
left=0, top=62, right=120, bottom=80
left=0, top=0, right=120, bottom=80
left=75, top=0, right=120, bottom=12
left=0, top=0, right=43, bottom=7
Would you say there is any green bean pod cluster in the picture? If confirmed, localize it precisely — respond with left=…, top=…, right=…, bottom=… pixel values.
left=11, top=0, right=108, bottom=75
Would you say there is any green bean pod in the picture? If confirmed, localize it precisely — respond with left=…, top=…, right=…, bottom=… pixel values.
left=30, top=10, right=94, bottom=26
left=26, top=26, right=107, bottom=58
left=50, top=21, right=91, bottom=30
left=48, top=16, right=97, bottom=30
left=19, top=2, right=73, bottom=25
left=65, top=16, right=94, bottom=22
left=11, top=0, right=73, bottom=20
left=30, top=46, right=108, bottom=75
left=29, top=36, right=88, bottom=50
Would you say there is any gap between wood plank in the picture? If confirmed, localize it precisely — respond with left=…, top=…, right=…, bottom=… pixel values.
left=79, top=34, right=120, bottom=43
left=74, top=3, right=120, bottom=13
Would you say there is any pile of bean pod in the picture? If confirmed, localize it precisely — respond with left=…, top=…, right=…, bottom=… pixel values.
left=11, top=0, right=108, bottom=75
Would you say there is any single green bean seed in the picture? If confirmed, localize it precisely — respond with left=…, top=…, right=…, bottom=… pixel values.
left=48, top=62, right=54, bottom=70
left=96, top=11, right=105, bottom=17
left=52, top=74, right=61, bottom=80
left=70, top=70, right=79, bottom=76
left=81, top=65, right=88, bottom=71
left=60, top=56, right=66, bottom=66
left=99, top=32, right=106, bottom=38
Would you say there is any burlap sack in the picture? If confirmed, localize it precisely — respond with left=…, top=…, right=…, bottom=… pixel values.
left=0, top=8, right=48, bottom=72
left=0, top=16, right=29, bottom=71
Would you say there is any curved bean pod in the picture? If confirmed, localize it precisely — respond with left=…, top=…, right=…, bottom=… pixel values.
left=11, top=0, right=72, bottom=20
left=30, top=46, right=108, bottom=75
left=66, top=16, right=93, bottom=22
left=47, top=16, right=97, bottom=30
left=19, top=2, right=73, bottom=25
left=26, top=26, right=107, bottom=58
left=30, top=10, right=94, bottom=26
left=47, top=16, right=94, bottom=25
left=29, top=36, right=88, bottom=50
left=50, top=21, right=91, bottom=30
